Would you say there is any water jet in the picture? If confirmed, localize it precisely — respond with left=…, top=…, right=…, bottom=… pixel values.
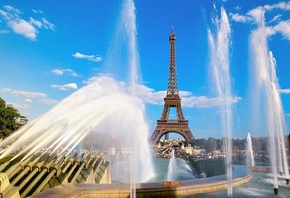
left=250, top=14, right=290, bottom=192
left=167, top=149, right=176, bottom=181
left=208, top=5, right=233, bottom=197
left=246, top=132, right=255, bottom=168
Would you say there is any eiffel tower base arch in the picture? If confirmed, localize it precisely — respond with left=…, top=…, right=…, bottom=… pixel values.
left=150, top=121, right=194, bottom=145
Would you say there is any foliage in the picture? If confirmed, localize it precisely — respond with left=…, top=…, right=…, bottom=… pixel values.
left=216, top=138, right=223, bottom=150
left=191, top=138, right=217, bottom=152
left=251, top=137, right=267, bottom=153
left=205, top=137, right=217, bottom=152
left=0, top=97, right=28, bottom=139
left=189, top=136, right=286, bottom=154
left=232, top=138, right=245, bottom=150
left=190, top=138, right=206, bottom=149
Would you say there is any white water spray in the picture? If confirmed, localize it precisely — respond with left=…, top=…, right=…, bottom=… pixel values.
left=208, top=6, right=233, bottom=197
left=104, top=0, right=141, bottom=88
left=250, top=14, right=289, bottom=192
left=246, top=132, right=255, bottom=167
left=167, top=149, right=176, bottom=181
left=0, top=0, right=155, bottom=186
left=0, top=76, right=153, bottom=183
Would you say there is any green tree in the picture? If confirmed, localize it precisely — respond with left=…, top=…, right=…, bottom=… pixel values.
left=251, top=137, right=267, bottom=153
left=0, top=97, right=27, bottom=139
left=232, top=138, right=245, bottom=151
left=216, top=139, right=223, bottom=150
left=191, top=138, right=207, bottom=149
left=205, top=137, right=217, bottom=152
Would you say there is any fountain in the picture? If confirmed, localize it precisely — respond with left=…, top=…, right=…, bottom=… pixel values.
left=102, top=1, right=150, bottom=196
left=104, top=0, right=141, bottom=87
left=0, top=0, right=153, bottom=186
left=0, top=76, right=153, bottom=181
left=249, top=12, right=290, bottom=195
left=167, top=149, right=176, bottom=181
left=208, top=5, right=233, bottom=198
left=0, top=1, right=257, bottom=197
left=246, top=132, right=255, bottom=167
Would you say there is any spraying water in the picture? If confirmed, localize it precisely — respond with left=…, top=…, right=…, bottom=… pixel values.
left=104, top=0, right=141, bottom=87
left=0, top=76, right=153, bottom=183
left=167, top=149, right=176, bottom=181
left=0, top=0, right=155, bottom=186
left=208, top=6, right=233, bottom=197
left=246, top=132, right=255, bottom=167
left=107, top=1, right=143, bottom=196
left=250, top=13, right=289, bottom=193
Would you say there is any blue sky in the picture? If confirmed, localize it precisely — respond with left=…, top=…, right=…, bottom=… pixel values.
left=0, top=0, right=290, bottom=139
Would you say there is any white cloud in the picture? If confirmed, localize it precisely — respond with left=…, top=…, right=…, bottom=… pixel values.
left=0, top=6, right=20, bottom=21
left=0, top=5, right=55, bottom=40
left=50, top=83, right=78, bottom=91
left=29, top=17, right=42, bottom=28
left=83, top=76, right=97, bottom=84
left=14, top=90, right=46, bottom=98
left=0, top=88, right=12, bottom=92
left=52, top=69, right=64, bottom=75
left=229, top=13, right=251, bottom=23
left=230, top=2, right=290, bottom=24
left=38, top=98, right=58, bottom=105
left=0, top=10, right=10, bottom=20
left=62, top=69, right=78, bottom=76
left=1, top=88, right=46, bottom=99
left=8, top=19, right=38, bottom=40
left=1, top=88, right=57, bottom=107
left=8, top=103, right=29, bottom=110
left=279, top=88, right=290, bottom=94
left=269, top=14, right=282, bottom=23
left=129, top=84, right=241, bottom=108
left=264, top=1, right=290, bottom=11
left=273, top=20, right=290, bottom=40
left=182, top=95, right=242, bottom=108
left=72, top=52, right=102, bottom=62
left=0, top=88, right=46, bottom=99
left=51, top=68, right=79, bottom=76
left=82, top=76, right=242, bottom=108
left=247, top=6, right=265, bottom=23
left=230, top=2, right=290, bottom=41
left=83, top=75, right=111, bottom=84
left=4, top=5, right=21, bottom=14
left=131, top=84, right=165, bottom=104
left=67, top=70, right=78, bottom=77
left=32, top=9, right=43, bottom=14
left=0, top=30, right=8, bottom=34
left=235, top=6, right=241, bottom=11
left=41, top=18, right=55, bottom=30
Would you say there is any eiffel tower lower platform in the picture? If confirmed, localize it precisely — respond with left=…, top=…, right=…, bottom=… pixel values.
left=150, top=119, right=194, bottom=145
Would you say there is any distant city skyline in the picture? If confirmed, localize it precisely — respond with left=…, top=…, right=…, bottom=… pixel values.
left=0, top=0, right=290, bottom=139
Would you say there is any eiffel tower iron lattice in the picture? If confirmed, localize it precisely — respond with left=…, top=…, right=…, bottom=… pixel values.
left=150, top=29, right=194, bottom=145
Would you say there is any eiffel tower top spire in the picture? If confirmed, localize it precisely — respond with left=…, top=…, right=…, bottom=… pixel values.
left=167, top=27, right=179, bottom=98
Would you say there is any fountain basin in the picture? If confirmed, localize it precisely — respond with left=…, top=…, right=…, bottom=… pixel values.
left=31, top=165, right=252, bottom=198
left=248, top=166, right=270, bottom=172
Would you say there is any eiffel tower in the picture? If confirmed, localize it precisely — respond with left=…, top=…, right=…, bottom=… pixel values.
left=150, top=29, right=194, bottom=145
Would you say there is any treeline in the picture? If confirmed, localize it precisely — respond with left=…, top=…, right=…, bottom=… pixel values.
left=190, top=135, right=289, bottom=154
left=0, top=97, right=28, bottom=139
